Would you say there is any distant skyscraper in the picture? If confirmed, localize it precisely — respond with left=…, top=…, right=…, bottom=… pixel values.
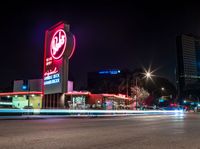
left=176, top=34, right=200, bottom=99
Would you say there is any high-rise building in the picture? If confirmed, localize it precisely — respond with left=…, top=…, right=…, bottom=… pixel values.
left=176, top=34, right=200, bottom=99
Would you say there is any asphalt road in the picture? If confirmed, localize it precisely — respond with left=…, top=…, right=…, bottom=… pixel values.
left=0, top=113, right=200, bottom=149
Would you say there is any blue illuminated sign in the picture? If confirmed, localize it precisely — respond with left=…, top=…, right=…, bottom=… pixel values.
left=44, top=73, right=60, bottom=85
left=159, top=99, right=164, bottom=102
left=22, top=85, right=28, bottom=90
left=99, top=70, right=120, bottom=75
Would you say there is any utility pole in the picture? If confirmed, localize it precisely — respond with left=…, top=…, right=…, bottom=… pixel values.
left=126, top=75, right=128, bottom=97
left=135, top=77, right=138, bottom=110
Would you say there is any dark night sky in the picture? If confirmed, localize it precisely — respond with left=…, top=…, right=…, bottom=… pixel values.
left=0, top=1, right=200, bottom=90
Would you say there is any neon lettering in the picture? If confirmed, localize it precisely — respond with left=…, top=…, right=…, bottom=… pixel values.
left=46, top=57, right=53, bottom=66
left=44, top=67, right=58, bottom=76
left=44, top=73, right=60, bottom=85
left=50, top=29, right=67, bottom=60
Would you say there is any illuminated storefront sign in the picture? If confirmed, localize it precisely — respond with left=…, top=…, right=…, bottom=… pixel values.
left=44, top=73, right=60, bottom=85
left=44, top=67, right=58, bottom=76
left=43, top=21, right=76, bottom=95
left=98, top=69, right=121, bottom=75
left=50, top=29, right=67, bottom=60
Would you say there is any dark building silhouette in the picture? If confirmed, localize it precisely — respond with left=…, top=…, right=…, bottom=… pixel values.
left=87, top=69, right=176, bottom=101
left=176, top=34, right=200, bottom=100
left=87, top=69, right=132, bottom=95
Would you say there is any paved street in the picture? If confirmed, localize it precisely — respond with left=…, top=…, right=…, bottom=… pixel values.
left=0, top=113, right=200, bottom=149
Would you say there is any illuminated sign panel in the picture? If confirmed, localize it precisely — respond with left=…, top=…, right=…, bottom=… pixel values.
left=22, top=85, right=28, bottom=90
left=50, top=29, right=67, bottom=60
left=44, top=73, right=60, bottom=85
left=98, top=69, right=121, bottom=75
left=44, top=21, right=75, bottom=94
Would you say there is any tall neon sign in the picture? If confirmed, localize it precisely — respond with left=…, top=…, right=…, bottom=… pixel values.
left=43, top=21, right=76, bottom=95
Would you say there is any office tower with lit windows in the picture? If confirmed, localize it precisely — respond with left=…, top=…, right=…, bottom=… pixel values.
left=176, top=34, right=200, bottom=99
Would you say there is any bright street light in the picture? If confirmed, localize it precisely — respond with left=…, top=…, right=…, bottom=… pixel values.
left=161, top=87, right=165, bottom=91
left=146, top=72, right=151, bottom=78
left=144, top=71, right=153, bottom=80
left=143, top=67, right=155, bottom=80
left=142, top=65, right=157, bottom=81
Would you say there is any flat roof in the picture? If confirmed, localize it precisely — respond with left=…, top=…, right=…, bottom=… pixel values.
left=0, top=91, right=42, bottom=97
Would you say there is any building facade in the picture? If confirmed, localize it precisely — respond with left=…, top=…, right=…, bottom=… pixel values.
left=87, top=69, right=130, bottom=95
left=176, top=34, right=200, bottom=99
left=0, top=79, right=132, bottom=110
left=0, top=79, right=73, bottom=109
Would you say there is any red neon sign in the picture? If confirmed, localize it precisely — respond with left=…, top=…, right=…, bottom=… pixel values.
left=44, top=67, right=58, bottom=76
left=50, top=29, right=67, bottom=60
left=69, top=35, right=76, bottom=59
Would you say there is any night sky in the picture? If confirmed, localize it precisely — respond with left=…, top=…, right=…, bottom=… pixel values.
left=0, top=1, right=200, bottom=90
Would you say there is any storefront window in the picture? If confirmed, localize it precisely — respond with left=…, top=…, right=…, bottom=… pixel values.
left=71, top=96, right=87, bottom=109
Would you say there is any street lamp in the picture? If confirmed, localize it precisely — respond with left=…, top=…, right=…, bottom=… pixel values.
left=135, top=77, right=138, bottom=110
left=142, top=66, right=156, bottom=80
left=146, top=72, right=151, bottom=78
left=145, top=71, right=153, bottom=80
left=161, top=87, right=165, bottom=91
left=134, top=69, right=154, bottom=110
